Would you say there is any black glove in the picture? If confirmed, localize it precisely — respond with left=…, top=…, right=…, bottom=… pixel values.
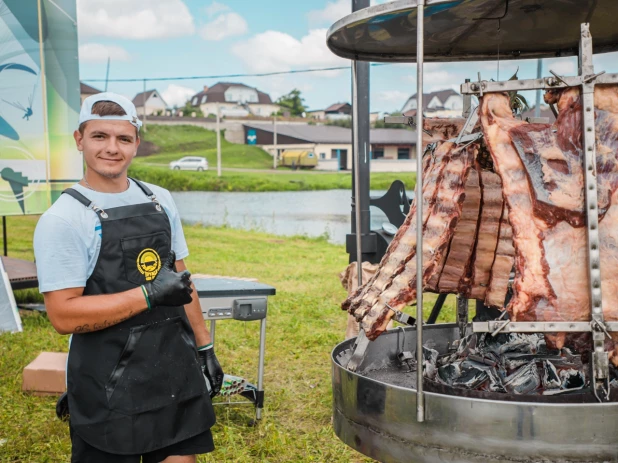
left=198, top=345, right=224, bottom=398
left=143, top=251, right=193, bottom=307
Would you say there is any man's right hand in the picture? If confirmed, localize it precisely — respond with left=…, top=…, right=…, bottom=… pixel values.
left=143, top=251, right=193, bottom=307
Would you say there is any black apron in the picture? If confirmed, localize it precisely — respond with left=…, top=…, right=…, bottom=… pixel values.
left=63, top=179, right=215, bottom=455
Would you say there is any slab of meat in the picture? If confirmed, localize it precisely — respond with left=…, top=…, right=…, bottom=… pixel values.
left=342, top=142, right=447, bottom=319
left=360, top=142, right=477, bottom=339
left=430, top=166, right=481, bottom=293
left=343, top=118, right=465, bottom=319
left=481, top=88, right=618, bottom=363
left=468, top=170, right=503, bottom=300
left=422, top=117, right=466, bottom=144
left=485, top=205, right=515, bottom=308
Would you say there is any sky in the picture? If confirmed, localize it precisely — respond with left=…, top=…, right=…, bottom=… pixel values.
left=77, top=0, right=618, bottom=114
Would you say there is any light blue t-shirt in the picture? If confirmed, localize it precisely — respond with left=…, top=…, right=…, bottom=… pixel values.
left=33, top=180, right=189, bottom=293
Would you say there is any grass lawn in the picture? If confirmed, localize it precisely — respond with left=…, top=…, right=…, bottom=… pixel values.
left=129, top=165, right=416, bottom=193
left=0, top=216, right=456, bottom=462
left=135, top=125, right=274, bottom=170
left=131, top=124, right=417, bottom=192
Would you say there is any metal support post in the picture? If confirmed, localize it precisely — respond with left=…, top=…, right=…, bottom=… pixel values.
left=142, top=79, right=147, bottom=132
left=352, top=60, right=363, bottom=287
left=456, top=294, right=468, bottom=339
left=462, top=79, right=472, bottom=117
left=2, top=217, right=6, bottom=256
left=578, top=23, right=609, bottom=402
left=350, top=0, right=371, bottom=271
left=210, top=320, right=216, bottom=345
left=273, top=115, right=278, bottom=169
left=256, top=317, right=267, bottom=419
left=534, top=59, right=542, bottom=118
left=415, top=0, right=425, bottom=424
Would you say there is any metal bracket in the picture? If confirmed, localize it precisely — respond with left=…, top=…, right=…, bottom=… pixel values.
left=369, top=180, right=411, bottom=228
left=455, top=106, right=479, bottom=145
left=473, top=321, right=618, bottom=334
left=456, top=295, right=468, bottom=339
left=345, top=330, right=370, bottom=372
left=461, top=72, right=618, bottom=95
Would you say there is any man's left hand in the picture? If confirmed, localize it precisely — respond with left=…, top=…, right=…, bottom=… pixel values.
left=198, top=344, right=224, bottom=398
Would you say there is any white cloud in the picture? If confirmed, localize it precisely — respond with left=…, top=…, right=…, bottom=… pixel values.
left=161, top=84, right=196, bottom=108
left=200, top=12, right=248, bottom=41
left=77, top=0, right=195, bottom=40
left=308, top=0, right=389, bottom=24
left=205, top=1, right=231, bottom=17
left=308, top=0, right=349, bottom=24
left=78, top=43, right=130, bottom=63
left=231, top=29, right=347, bottom=75
left=545, top=58, right=577, bottom=76
left=376, top=90, right=409, bottom=104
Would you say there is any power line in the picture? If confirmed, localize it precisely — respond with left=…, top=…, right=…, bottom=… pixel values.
left=81, top=63, right=391, bottom=83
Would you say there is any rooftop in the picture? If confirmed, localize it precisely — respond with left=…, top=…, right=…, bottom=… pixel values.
left=244, top=122, right=416, bottom=145
left=191, top=82, right=273, bottom=105
left=80, top=82, right=101, bottom=95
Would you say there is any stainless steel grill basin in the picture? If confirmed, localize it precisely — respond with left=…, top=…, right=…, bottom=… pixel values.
left=332, top=324, right=618, bottom=463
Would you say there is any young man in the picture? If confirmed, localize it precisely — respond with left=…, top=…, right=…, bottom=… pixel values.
left=33, top=93, right=224, bottom=463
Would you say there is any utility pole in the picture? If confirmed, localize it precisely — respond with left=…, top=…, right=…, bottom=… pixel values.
left=104, top=57, right=110, bottom=92
left=216, top=102, right=222, bottom=177
left=273, top=114, right=278, bottom=169
left=534, top=59, right=542, bottom=118
left=142, top=79, right=147, bottom=132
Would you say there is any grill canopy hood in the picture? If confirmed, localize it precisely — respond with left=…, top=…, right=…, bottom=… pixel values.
left=326, top=0, right=618, bottom=62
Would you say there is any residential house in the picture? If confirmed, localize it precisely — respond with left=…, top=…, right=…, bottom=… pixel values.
left=189, top=83, right=280, bottom=118
left=132, top=89, right=168, bottom=116
left=242, top=123, right=416, bottom=172
left=324, top=102, right=351, bottom=120
left=401, top=89, right=463, bottom=117
left=308, top=104, right=379, bottom=123
left=306, top=109, right=326, bottom=120
left=80, top=82, right=101, bottom=104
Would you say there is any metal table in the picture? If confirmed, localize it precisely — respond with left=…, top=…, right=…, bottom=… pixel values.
left=195, top=277, right=276, bottom=421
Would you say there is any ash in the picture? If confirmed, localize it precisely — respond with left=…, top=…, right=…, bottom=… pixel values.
left=422, top=333, right=618, bottom=396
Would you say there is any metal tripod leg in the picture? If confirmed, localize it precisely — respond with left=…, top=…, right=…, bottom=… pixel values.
left=256, top=318, right=266, bottom=420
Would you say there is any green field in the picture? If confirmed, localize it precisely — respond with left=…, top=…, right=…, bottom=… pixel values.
left=130, top=124, right=417, bottom=192
left=136, top=125, right=274, bottom=170
left=0, top=216, right=456, bottom=462
left=129, top=164, right=416, bottom=193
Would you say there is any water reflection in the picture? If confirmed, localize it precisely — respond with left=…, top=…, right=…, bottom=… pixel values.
left=172, top=189, right=411, bottom=244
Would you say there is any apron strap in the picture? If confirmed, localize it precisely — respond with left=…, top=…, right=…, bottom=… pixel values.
left=129, top=178, right=154, bottom=197
left=62, top=188, right=92, bottom=208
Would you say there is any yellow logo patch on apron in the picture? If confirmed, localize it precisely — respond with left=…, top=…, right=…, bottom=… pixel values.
left=137, top=248, right=161, bottom=281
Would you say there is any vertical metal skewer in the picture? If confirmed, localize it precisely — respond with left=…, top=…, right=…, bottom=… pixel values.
left=415, top=0, right=425, bottom=423
left=352, top=60, right=363, bottom=288
left=578, top=23, right=609, bottom=401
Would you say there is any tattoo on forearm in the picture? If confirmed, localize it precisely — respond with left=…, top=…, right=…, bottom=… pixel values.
left=74, top=311, right=135, bottom=333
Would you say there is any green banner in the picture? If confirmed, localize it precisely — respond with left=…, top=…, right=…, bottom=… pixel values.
left=0, top=0, right=81, bottom=216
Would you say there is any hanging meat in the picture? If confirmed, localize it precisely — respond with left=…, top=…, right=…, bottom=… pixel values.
left=343, top=87, right=618, bottom=367
left=481, top=88, right=618, bottom=363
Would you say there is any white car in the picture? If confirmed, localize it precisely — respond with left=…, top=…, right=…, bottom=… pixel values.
left=169, top=156, right=209, bottom=171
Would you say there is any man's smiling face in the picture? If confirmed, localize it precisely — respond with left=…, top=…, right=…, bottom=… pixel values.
left=74, top=119, right=140, bottom=179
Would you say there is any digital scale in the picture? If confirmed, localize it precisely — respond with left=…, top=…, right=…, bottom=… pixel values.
left=195, top=277, right=276, bottom=422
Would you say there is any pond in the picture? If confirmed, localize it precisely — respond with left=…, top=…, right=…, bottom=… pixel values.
left=172, top=189, right=412, bottom=244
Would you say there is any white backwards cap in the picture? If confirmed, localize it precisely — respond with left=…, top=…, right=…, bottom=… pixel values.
left=79, top=92, right=143, bottom=131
